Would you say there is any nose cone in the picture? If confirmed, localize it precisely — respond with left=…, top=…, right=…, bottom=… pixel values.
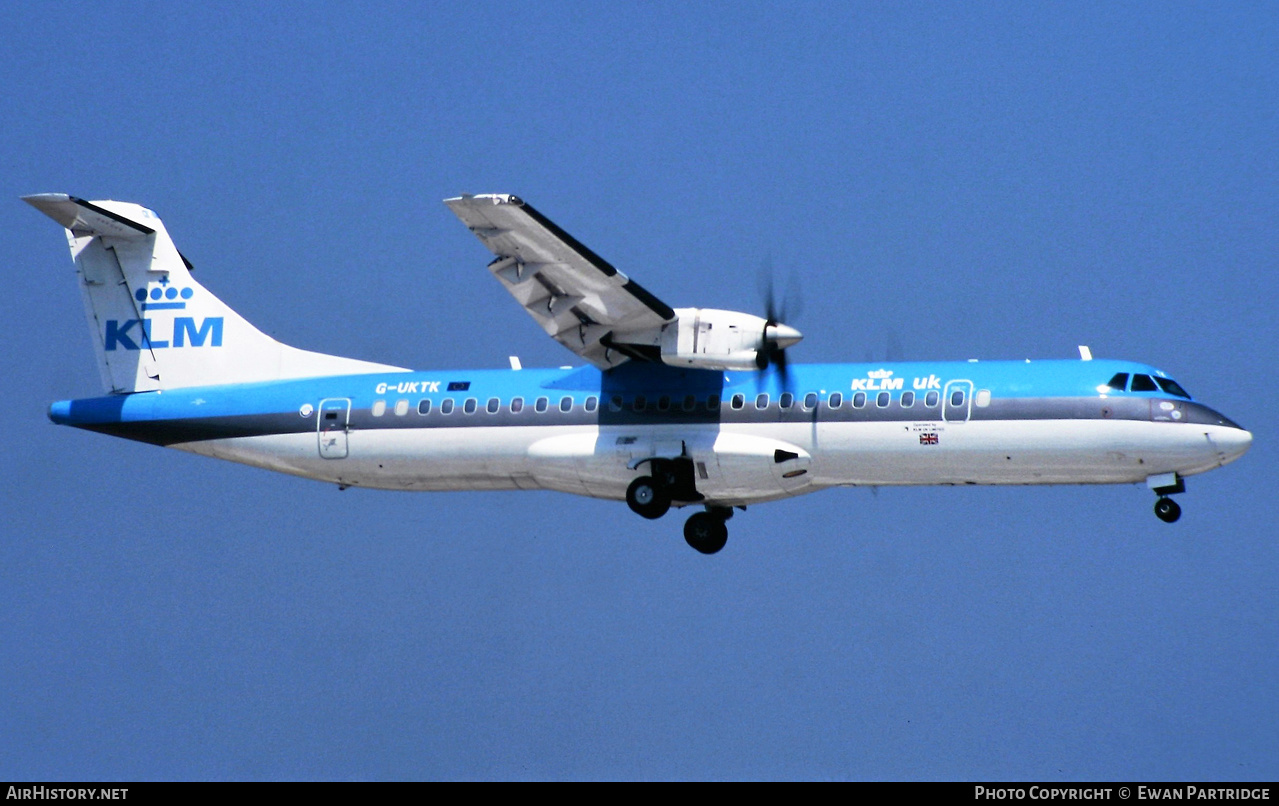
left=765, top=322, right=803, bottom=350
left=1215, top=426, right=1253, bottom=463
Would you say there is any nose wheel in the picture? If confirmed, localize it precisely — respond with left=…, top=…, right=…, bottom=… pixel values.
left=1147, top=473, right=1185, bottom=524
left=1154, top=497, right=1181, bottom=523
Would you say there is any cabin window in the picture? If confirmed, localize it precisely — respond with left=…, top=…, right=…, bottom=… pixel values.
left=372, top=400, right=387, bottom=417
left=756, top=393, right=769, bottom=409
left=511, top=397, right=524, bottom=413
left=535, top=397, right=549, bottom=413
left=901, top=391, right=915, bottom=408
left=731, top=394, right=745, bottom=410
left=975, top=389, right=991, bottom=408
left=682, top=395, right=697, bottom=411
left=440, top=398, right=454, bottom=414
left=394, top=399, right=410, bottom=416
left=657, top=395, right=670, bottom=411
left=633, top=395, right=647, bottom=411
left=876, top=391, right=890, bottom=408
left=417, top=399, right=432, bottom=415
left=560, top=396, right=573, bottom=412
left=1131, top=374, right=1158, bottom=392
left=950, top=390, right=965, bottom=407
left=1107, top=372, right=1129, bottom=392
left=828, top=392, right=843, bottom=408
left=609, top=395, right=623, bottom=412
left=487, top=397, right=500, bottom=414
left=463, top=398, right=478, bottom=414
left=1155, top=377, right=1189, bottom=398
left=779, top=392, right=794, bottom=409
left=585, top=396, right=598, bottom=412
left=925, top=390, right=939, bottom=407
left=707, top=394, right=720, bottom=410
left=803, top=393, right=818, bottom=410
left=852, top=391, right=867, bottom=408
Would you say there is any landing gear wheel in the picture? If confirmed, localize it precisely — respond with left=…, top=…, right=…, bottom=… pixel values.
left=1154, top=497, right=1181, bottom=523
left=627, top=476, right=671, bottom=520
left=684, top=512, right=729, bottom=554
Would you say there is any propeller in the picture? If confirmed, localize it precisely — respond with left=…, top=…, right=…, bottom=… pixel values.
left=755, top=263, right=803, bottom=384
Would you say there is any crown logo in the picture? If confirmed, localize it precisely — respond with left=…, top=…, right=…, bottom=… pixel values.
left=134, top=283, right=194, bottom=310
left=868, top=369, right=893, bottom=379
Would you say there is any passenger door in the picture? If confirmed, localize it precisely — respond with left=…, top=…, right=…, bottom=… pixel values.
left=317, top=398, right=351, bottom=459
left=943, top=380, right=973, bottom=423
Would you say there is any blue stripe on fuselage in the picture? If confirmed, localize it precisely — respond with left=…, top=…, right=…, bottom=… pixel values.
left=47, top=358, right=1184, bottom=430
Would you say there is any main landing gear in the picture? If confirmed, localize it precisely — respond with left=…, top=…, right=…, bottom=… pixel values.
left=684, top=507, right=732, bottom=555
left=626, top=476, right=671, bottom=520
left=1148, top=472, right=1185, bottom=524
left=626, top=459, right=732, bottom=554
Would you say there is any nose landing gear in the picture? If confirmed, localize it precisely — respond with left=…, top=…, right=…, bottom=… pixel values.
left=1147, top=472, right=1185, bottom=524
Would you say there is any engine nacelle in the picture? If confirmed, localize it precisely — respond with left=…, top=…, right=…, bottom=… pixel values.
left=658, top=308, right=800, bottom=371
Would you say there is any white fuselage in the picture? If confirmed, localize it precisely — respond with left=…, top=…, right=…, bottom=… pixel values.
left=177, top=417, right=1251, bottom=508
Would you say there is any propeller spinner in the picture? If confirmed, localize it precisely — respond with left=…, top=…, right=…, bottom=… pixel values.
left=755, top=271, right=803, bottom=380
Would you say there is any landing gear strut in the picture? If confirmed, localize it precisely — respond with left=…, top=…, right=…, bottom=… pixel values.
left=1148, top=472, right=1185, bottom=524
left=684, top=507, right=732, bottom=555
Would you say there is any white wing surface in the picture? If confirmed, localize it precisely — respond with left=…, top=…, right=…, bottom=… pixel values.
left=445, top=194, right=675, bottom=369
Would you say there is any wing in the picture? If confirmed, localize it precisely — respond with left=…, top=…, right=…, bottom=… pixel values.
left=445, top=194, right=675, bottom=369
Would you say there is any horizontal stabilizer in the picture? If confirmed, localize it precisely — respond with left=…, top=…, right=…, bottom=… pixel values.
left=28, top=193, right=407, bottom=393
left=23, top=194, right=156, bottom=239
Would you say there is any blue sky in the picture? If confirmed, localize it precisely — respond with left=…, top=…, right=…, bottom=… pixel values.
left=1, top=2, right=1275, bottom=780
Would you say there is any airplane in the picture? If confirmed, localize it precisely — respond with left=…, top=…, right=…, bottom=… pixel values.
left=26, top=192, right=1252, bottom=554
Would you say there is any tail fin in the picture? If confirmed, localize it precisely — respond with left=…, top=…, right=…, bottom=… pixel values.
left=25, top=194, right=404, bottom=393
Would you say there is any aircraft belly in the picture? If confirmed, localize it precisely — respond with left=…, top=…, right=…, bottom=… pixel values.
left=175, top=433, right=323, bottom=479
left=528, top=424, right=821, bottom=505
left=548, top=424, right=716, bottom=501
left=171, top=417, right=1235, bottom=497
left=807, top=419, right=1229, bottom=486
left=176, top=427, right=557, bottom=492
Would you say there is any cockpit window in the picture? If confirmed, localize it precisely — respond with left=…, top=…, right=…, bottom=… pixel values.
left=1130, top=374, right=1158, bottom=392
left=1106, top=372, right=1129, bottom=392
left=1154, top=377, right=1190, bottom=399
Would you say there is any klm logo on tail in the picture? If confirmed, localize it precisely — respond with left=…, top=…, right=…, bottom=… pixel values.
left=105, top=317, right=224, bottom=351
left=106, top=284, right=223, bottom=351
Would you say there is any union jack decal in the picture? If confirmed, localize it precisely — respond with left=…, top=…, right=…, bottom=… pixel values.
left=919, top=433, right=939, bottom=445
